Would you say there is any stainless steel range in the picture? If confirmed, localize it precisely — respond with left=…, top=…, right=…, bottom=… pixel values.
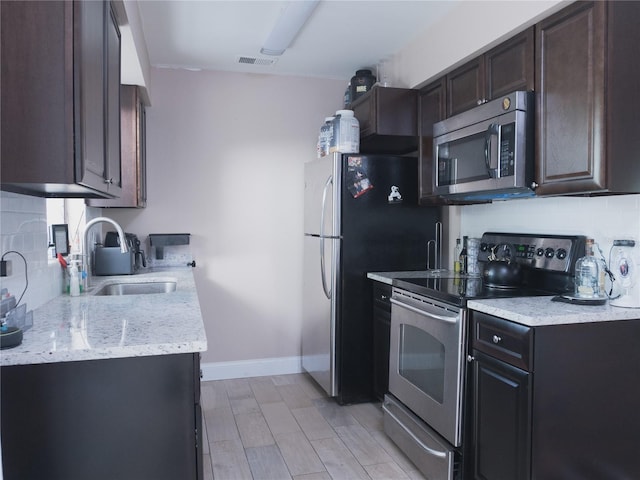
left=383, top=232, right=586, bottom=480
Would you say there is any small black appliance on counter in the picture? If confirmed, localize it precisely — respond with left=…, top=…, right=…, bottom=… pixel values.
left=94, top=232, right=146, bottom=276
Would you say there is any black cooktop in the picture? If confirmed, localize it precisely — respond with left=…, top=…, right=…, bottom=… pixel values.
left=392, top=275, right=557, bottom=307
left=390, top=232, right=585, bottom=307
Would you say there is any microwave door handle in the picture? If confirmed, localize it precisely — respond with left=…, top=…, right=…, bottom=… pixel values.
left=485, top=123, right=500, bottom=178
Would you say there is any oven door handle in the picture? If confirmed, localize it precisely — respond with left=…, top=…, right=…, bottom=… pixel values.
left=390, top=297, right=458, bottom=324
left=382, top=401, right=447, bottom=459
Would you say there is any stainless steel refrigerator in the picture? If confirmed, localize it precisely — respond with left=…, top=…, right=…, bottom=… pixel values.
left=302, top=152, right=440, bottom=404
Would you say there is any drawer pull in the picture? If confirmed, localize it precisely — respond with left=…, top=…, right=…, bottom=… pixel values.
left=492, top=335, right=502, bottom=344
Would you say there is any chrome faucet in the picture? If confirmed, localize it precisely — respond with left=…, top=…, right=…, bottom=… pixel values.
left=82, top=217, right=128, bottom=281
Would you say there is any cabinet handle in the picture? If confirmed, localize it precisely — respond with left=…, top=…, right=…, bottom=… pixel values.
left=492, top=335, right=502, bottom=344
left=467, top=355, right=475, bottom=363
left=380, top=295, right=388, bottom=300
left=531, top=181, right=539, bottom=190
left=104, top=178, right=113, bottom=184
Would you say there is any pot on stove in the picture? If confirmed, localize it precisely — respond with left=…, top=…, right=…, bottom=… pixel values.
left=482, top=243, right=523, bottom=287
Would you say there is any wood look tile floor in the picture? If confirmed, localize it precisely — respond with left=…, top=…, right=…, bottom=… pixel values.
left=201, top=373, right=426, bottom=480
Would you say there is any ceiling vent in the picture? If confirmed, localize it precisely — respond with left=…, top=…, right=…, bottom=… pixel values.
left=237, top=56, right=277, bottom=66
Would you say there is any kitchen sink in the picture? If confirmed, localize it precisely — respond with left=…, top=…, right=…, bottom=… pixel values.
left=92, top=280, right=177, bottom=296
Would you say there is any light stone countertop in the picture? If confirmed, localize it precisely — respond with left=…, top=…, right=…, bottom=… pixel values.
left=468, top=296, right=640, bottom=327
left=0, top=268, right=207, bottom=367
left=367, top=270, right=462, bottom=285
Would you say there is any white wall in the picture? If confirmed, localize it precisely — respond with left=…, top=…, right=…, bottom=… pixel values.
left=391, top=0, right=566, bottom=89
left=108, top=68, right=345, bottom=369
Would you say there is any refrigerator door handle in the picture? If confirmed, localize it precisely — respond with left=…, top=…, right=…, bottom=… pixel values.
left=320, top=175, right=333, bottom=299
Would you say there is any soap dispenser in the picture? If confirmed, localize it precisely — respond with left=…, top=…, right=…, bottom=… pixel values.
left=69, top=262, right=80, bottom=297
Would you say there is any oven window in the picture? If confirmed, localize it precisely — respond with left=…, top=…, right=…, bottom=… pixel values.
left=398, top=324, right=445, bottom=404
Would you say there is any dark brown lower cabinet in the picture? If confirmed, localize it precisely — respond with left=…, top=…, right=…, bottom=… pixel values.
left=471, top=311, right=640, bottom=480
left=372, top=282, right=392, bottom=401
left=0, top=353, right=202, bottom=480
left=472, top=351, right=531, bottom=480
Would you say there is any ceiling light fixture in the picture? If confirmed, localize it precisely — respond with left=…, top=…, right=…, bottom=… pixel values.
left=260, top=0, right=320, bottom=56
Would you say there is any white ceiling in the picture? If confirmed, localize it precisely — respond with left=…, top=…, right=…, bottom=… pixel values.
left=132, top=0, right=457, bottom=80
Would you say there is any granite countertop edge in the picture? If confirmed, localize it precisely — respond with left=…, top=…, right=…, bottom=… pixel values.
left=467, top=297, right=640, bottom=327
left=1, top=267, right=207, bottom=367
left=367, top=270, right=460, bottom=285
left=368, top=271, right=640, bottom=326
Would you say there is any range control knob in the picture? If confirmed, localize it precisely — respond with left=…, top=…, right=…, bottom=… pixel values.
left=545, top=248, right=555, bottom=259
left=536, top=247, right=545, bottom=257
left=556, top=248, right=568, bottom=260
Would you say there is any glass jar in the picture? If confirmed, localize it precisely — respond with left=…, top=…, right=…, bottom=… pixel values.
left=574, top=239, right=601, bottom=298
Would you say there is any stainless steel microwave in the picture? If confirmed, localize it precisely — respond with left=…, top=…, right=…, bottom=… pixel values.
left=433, top=91, right=535, bottom=201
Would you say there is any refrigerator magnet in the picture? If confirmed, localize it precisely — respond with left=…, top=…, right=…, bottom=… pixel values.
left=388, top=185, right=403, bottom=203
left=346, top=167, right=373, bottom=198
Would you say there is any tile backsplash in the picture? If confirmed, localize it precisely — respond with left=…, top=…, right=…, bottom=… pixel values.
left=0, top=192, right=64, bottom=311
left=459, top=194, right=640, bottom=266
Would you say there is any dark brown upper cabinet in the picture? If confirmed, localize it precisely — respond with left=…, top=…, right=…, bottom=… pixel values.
left=88, top=85, right=147, bottom=208
left=351, top=86, right=419, bottom=154
left=1, top=1, right=122, bottom=198
left=418, top=78, right=446, bottom=204
left=447, top=28, right=534, bottom=117
left=535, top=1, right=640, bottom=196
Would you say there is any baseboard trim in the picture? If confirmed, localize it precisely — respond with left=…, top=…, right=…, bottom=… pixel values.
left=201, top=356, right=303, bottom=381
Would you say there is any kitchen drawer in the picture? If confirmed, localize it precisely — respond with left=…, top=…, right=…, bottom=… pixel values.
left=373, top=282, right=392, bottom=311
left=472, top=311, right=532, bottom=371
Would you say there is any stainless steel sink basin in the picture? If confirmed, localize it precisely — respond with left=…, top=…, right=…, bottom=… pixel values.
left=93, top=281, right=177, bottom=296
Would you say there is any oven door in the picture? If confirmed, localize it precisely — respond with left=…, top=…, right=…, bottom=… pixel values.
left=389, top=288, right=466, bottom=447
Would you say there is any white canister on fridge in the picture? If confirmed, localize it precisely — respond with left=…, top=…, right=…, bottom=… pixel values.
left=330, top=110, right=359, bottom=154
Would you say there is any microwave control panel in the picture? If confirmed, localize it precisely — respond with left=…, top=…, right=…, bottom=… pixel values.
left=498, top=123, right=515, bottom=177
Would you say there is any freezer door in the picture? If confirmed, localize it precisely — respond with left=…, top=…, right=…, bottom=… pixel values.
left=302, top=233, right=338, bottom=396
left=304, top=155, right=338, bottom=237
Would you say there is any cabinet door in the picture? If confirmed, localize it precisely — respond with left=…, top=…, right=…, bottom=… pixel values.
left=372, top=282, right=392, bottom=401
left=1, top=354, right=200, bottom=480
left=1, top=1, right=120, bottom=198
left=0, top=1, right=74, bottom=185
left=105, top=3, right=122, bottom=196
left=88, top=85, right=147, bottom=208
left=472, top=351, right=531, bottom=480
left=372, top=306, right=390, bottom=401
left=446, top=57, right=484, bottom=117
left=75, top=0, right=108, bottom=192
left=352, top=86, right=419, bottom=154
left=485, top=27, right=534, bottom=99
left=535, top=1, right=607, bottom=195
left=418, top=78, right=446, bottom=203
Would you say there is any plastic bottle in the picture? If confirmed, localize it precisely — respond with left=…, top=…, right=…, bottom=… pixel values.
left=459, top=236, right=468, bottom=274
left=330, top=110, right=359, bottom=154
left=454, top=238, right=462, bottom=273
left=317, top=117, right=334, bottom=158
left=69, top=263, right=80, bottom=297
left=350, top=69, right=376, bottom=102
left=574, top=238, right=601, bottom=298
left=343, top=83, right=351, bottom=108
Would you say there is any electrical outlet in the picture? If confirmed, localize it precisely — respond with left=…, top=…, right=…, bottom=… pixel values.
left=0, top=260, right=9, bottom=277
